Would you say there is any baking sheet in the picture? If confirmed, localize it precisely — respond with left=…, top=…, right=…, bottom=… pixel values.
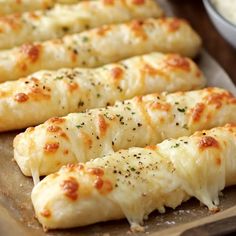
left=0, top=51, right=235, bottom=236
left=1, top=1, right=236, bottom=235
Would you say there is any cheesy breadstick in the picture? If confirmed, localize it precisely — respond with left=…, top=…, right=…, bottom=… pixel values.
left=0, top=0, right=82, bottom=16
left=0, top=17, right=202, bottom=82
left=0, top=0, right=163, bottom=49
left=0, top=53, right=205, bottom=132
left=14, top=88, right=236, bottom=182
left=32, top=124, right=236, bottom=231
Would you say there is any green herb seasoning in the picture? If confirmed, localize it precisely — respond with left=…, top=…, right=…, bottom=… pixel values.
left=82, top=36, right=89, bottom=42
left=171, top=143, right=180, bottom=148
left=54, top=76, right=63, bottom=80
left=177, top=108, right=186, bottom=113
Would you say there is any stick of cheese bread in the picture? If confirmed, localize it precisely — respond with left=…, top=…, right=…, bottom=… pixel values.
left=0, top=0, right=163, bottom=50
left=0, top=0, right=83, bottom=16
left=31, top=124, right=236, bottom=231
left=0, top=53, right=205, bottom=132
left=0, top=17, right=202, bottom=82
left=14, top=88, right=236, bottom=182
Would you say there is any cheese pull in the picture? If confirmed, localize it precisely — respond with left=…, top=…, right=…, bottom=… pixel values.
left=0, top=0, right=83, bottom=16
left=0, top=17, right=202, bottom=82
left=14, top=88, right=236, bottom=182
left=0, top=0, right=163, bottom=50
left=31, top=124, right=236, bottom=231
left=0, top=53, right=205, bottom=132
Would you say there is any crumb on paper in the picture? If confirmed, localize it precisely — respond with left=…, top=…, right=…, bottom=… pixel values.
left=210, top=207, right=220, bottom=213
left=130, top=223, right=145, bottom=233
left=165, top=221, right=176, bottom=225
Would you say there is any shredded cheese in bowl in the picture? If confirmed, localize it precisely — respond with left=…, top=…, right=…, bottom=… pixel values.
left=212, top=0, right=236, bottom=25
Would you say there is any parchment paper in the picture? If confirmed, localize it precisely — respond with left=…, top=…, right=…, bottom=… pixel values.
left=0, top=1, right=236, bottom=235
left=0, top=52, right=235, bottom=236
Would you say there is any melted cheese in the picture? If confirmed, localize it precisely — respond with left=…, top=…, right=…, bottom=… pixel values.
left=14, top=88, right=236, bottom=181
left=0, top=17, right=202, bottom=82
left=0, top=0, right=163, bottom=50
left=0, top=52, right=205, bottom=132
left=31, top=124, right=236, bottom=230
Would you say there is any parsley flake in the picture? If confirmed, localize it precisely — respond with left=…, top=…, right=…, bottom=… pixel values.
left=177, top=108, right=186, bottom=113
left=171, top=143, right=180, bottom=148
left=82, top=36, right=89, bottom=42
left=54, top=76, right=63, bottom=80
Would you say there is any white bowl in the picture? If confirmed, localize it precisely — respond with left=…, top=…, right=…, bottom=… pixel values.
left=203, top=0, right=236, bottom=48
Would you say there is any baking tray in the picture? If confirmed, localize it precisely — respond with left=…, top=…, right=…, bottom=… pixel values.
left=0, top=51, right=236, bottom=236
left=1, top=1, right=236, bottom=235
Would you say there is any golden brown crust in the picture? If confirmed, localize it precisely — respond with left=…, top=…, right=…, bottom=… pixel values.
left=60, top=177, right=79, bottom=201
left=198, top=136, right=220, bottom=150
left=44, top=143, right=60, bottom=153
left=191, top=103, right=205, bottom=122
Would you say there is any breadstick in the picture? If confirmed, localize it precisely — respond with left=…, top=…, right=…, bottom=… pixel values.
left=31, top=124, right=236, bottom=231
left=14, top=88, right=236, bottom=181
left=0, top=53, right=205, bottom=131
left=0, top=0, right=163, bottom=49
left=0, top=0, right=83, bottom=16
left=0, top=17, right=202, bottom=82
